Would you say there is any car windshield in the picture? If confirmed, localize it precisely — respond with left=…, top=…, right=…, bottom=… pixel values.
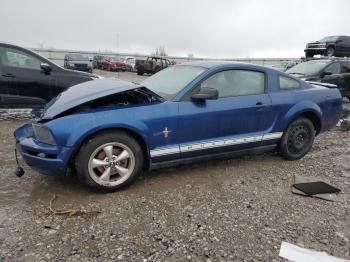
left=320, top=36, right=339, bottom=42
left=142, top=66, right=206, bottom=100
left=67, top=54, right=89, bottom=61
left=286, top=61, right=328, bottom=75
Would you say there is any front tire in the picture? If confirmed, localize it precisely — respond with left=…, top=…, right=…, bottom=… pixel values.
left=76, top=131, right=143, bottom=191
left=279, top=118, right=315, bottom=160
left=326, top=47, right=335, bottom=57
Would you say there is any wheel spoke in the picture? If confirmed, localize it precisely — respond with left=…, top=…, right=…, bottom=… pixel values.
left=115, top=165, right=129, bottom=176
left=115, top=150, right=130, bottom=162
left=103, top=145, right=114, bottom=161
left=99, top=167, right=111, bottom=182
left=92, top=158, right=108, bottom=168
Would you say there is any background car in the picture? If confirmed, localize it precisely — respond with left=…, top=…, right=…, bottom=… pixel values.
left=122, top=56, right=136, bottom=71
left=286, top=58, right=350, bottom=99
left=64, top=53, right=93, bottom=73
left=92, top=55, right=105, bottom=69
left=15, top=62, right=342, bottom=191
left=0, top=43, right=98, bottom=109
left=305, top=35, right=350, bottom=58
left=101, top=56, right=128, bottom=71
left=136, top=56, right=171, bottom=75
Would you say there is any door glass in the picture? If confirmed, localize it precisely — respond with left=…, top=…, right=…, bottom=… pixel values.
left=201, top=70, right=265, bottom=98
left=324, top=63, right=340, bottom=74
left=0, top=47, right=42, bottom=70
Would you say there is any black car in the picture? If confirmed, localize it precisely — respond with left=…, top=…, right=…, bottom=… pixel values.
left=64, top=53, right=93, bottom=73
left=286, top=58, right=350, bottom=98
left=305, top=35, right=350, bottom=58
left=0, top=43, right=98, bottom=109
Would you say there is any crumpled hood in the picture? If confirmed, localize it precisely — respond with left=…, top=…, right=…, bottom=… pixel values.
left=40, top=79, right=142, bottom=120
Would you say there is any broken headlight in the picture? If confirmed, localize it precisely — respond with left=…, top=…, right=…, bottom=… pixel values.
left=32, top=123, right=56, bottom=145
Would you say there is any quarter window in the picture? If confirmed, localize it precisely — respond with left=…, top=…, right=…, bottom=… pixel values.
left=201, top=70, right=265, bottom=98
left=279, top=75, right=300, bottom=90
left=0, top=47, right=42, bottom=70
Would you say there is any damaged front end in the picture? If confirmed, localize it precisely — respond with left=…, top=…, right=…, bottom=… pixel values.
left=39, top=78, right=164, bottom=121
left=14, top=79, right=164, bottom=177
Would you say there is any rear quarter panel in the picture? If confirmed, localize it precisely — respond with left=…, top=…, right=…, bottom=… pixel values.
left=268, top=80, right=342, bottom=134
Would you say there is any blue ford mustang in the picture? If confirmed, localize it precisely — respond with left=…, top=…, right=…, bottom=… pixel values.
left=14, top=61, right=342, bottom=190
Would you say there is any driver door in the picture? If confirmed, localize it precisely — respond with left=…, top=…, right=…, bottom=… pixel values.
left=177, top=69, right=271, bottom=158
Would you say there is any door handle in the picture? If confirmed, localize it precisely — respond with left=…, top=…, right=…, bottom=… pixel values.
left=256, top=102, right=264, bottom=106
left=2, top=73, right=15, bottom=78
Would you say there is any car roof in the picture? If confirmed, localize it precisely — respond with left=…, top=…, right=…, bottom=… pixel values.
left=177, top=60, right=267, bottom=70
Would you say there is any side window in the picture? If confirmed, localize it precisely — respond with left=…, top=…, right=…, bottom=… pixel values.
left=0, top=47, right=42, bottom=70
left=324, top=63, right=340, bottom=74
left=201, top=70, right=265, bottom=98
left=340, top=63, right=350, bottom=73
left=279, top=75, right=301, bottom=90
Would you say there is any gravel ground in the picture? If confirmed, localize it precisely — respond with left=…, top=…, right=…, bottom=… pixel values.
left=0, top=71, right=350, bottom=261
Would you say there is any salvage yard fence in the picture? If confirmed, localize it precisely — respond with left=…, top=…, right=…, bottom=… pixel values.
left=31, top=48, right=301, bottom=69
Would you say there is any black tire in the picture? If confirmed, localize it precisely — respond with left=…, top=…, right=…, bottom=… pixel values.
left=326, top=47, right=335, bottom=57
left=154, top=66, right=161, bottom=73
left=279, top=118, right=315, bottom=160
left=137, top=70, right=144, bottom=75
left=76, top=131, right=143, bottom=191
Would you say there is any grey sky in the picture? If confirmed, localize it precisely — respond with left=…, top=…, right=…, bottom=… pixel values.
left=0, top=0, right=349, bottom=58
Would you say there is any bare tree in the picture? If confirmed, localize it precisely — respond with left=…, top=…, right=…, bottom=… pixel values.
left=153, top=46, right=167, bottom=56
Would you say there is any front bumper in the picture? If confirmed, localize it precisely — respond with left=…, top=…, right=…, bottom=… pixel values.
left=304, top=47, right=327, bottom=53
left=14, top=124, right=75, bottom=176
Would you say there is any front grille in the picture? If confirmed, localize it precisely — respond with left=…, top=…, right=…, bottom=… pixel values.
left=74, top=63, right=88, bottom=68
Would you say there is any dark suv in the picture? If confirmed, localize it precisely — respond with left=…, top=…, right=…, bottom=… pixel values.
left=64, top=53, right=93, bottom=73
left=0, top=43, right=98, bottom=109
left=304, top=35, right=350, bottom=58
left=286, top=58, right=350, bottom=98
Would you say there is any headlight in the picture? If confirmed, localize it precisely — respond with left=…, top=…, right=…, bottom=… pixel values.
left=32, top=123, right=56, bottom=145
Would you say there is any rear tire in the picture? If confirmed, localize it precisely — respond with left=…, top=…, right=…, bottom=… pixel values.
left=76, top=131, right=143, bottom=191
left=137, top=70, right=144, bottom=75
left=279, top=118, right=315, bottom=160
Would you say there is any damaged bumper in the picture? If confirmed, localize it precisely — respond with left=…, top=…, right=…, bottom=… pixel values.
left=14, top=124, right=74, bottom=176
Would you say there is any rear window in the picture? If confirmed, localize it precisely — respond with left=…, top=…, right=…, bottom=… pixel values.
left=279, top=75, right=301, bottom=90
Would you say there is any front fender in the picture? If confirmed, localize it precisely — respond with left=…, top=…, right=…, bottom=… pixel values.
left=280, top=100, right=322, bottom=131
left=45, top=110, right=150, bottom=149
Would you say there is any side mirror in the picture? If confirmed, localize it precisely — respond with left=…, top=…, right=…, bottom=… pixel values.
left=191, top=87, right=218, bottom=101
left=321, top=71, right=332, bottom=78
left=40, top=63, right=51, bottom=74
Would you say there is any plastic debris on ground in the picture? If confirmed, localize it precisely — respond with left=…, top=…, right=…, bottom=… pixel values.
left=279, top=241, right=350, bottom=262
left=292, top=175, right=340, bottom=201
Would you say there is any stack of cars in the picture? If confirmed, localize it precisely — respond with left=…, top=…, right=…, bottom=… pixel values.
left=304, top=35, right=350, bottom=58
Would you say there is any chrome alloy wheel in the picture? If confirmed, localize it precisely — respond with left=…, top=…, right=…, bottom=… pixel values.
left=88, top=142, right=135, bottom=186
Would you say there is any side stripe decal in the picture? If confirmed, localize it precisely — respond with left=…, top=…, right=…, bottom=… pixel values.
left=150, top=132, right=283, bottom=158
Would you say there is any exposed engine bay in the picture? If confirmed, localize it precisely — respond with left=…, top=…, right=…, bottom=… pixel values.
left=54, top=87, right=163, bottom=119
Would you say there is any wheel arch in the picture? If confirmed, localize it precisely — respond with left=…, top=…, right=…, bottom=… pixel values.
left=283, top=101, right=323, bottom=135
left=285, top=109, right=322, bottom=135
left=69, top=127, right=151, bottom=171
